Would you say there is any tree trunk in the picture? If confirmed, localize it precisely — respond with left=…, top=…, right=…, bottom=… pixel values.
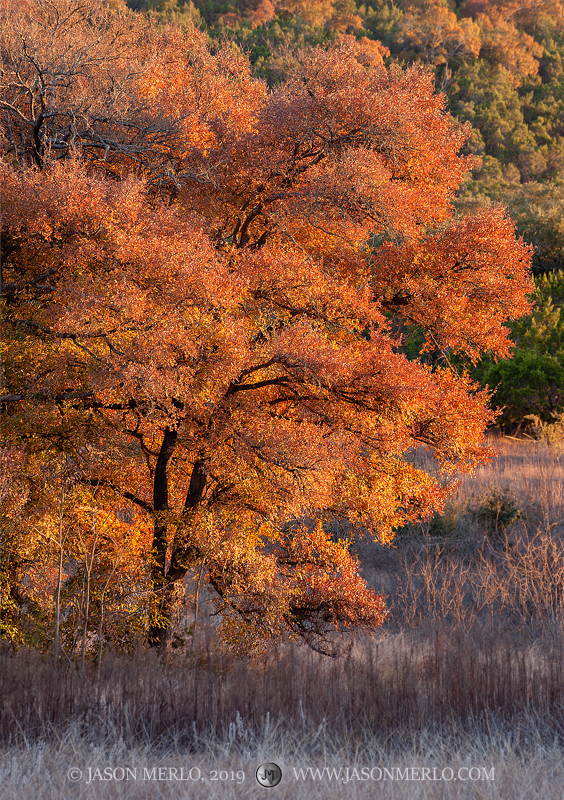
left=148, top=437, right=207, bottom=651
left=148, top=427, right=178, bottom=650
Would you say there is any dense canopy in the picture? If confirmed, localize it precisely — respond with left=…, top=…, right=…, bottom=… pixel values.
left=1, top=0, right=532, bottom=654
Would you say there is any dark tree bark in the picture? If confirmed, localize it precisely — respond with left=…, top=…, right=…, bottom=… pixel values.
left=148, top=427, right=178, bottom=650
left=148, top=433, right=207, bottom=651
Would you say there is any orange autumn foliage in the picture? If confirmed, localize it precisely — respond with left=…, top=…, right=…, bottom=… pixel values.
left=476, top=7, right=544, bottom=86
left=1, top=3, right=533, bottom=654
left=397, top=3, right=481, bottom=68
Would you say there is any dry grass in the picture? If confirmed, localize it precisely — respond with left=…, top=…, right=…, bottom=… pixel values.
left=1, top=633, right=563, bottom=799
left=458, top=438, right=564, bottom=529
left=362, top=437, right=564, bottom=632
left=2, top=627, right=563, bottom=743
left=1, top=437, right=563, bottom=799
left=1, top=714, right=563, bottom=799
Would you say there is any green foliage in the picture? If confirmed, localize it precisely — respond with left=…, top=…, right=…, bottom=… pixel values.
left=473, top=488, right=520, bottom=546
left=505, top=184, right=564, bottom=273
left=476, top=271, right=564, bottom=430
left=512, top=270, right=564, bottom=350
left=450, top=61, right=536, bottom=167
left=363, top=2, right=403, bottom=50
left=481, top=350, right=564, bottom=429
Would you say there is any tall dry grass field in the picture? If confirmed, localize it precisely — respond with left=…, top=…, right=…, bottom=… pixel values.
left=1, top=438, right=563, bottom=799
